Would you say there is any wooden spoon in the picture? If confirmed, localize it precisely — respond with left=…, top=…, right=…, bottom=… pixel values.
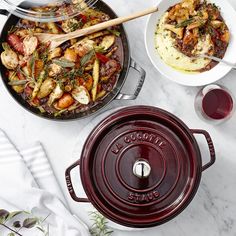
left=35, top=6, right=158, bottom=50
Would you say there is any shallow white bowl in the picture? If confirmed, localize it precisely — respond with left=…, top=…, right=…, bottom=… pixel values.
left=145, top=0, right=236, bottom=86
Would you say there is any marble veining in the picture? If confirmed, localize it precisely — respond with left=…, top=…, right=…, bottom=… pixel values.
left=0, top=0, right=236, bottom=235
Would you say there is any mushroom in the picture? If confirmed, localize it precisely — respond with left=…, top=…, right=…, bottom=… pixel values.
left=1, top=44, right=18, bottom=70
left=164, top=24, right=184, bottom=39
left=100, top=35, right=116, bottom=51
left=211, top=20, right=223, bottom=29
left=48, top=83, right=64, bottom=106
left=72, top=86, right=90, bottom=105
left=221, top=31, right=230, bottom=43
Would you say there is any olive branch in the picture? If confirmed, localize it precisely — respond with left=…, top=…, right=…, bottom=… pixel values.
left=0, top=209, right=50, bottom=236
left=0, top=209, right=113, bottom=236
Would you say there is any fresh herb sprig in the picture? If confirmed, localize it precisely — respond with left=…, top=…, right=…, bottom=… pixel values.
left=89, top=212, right=113, bottom=236
left=0, top=209, right=50, bottom=236
left=175, top=18, right=195, bottom=28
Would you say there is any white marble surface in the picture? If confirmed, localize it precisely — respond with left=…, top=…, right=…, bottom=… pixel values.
left=1, top=0, right=236, bottom=235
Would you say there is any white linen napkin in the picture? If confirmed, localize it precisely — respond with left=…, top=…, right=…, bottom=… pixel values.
left=0, top=129, right=89, bottom=236
left=20, top=143, right=67, bottom=205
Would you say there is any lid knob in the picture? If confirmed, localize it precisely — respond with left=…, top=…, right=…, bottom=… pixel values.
left=133, top=160, right=151, bottom=178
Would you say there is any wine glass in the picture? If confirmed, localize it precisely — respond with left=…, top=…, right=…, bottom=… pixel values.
left=195, top=84, right=235, bottom=125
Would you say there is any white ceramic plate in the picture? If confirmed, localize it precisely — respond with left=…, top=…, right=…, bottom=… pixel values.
left=145, top=0, right=236, bottom=86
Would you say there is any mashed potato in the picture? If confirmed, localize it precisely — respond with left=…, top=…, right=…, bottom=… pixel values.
left=155, top=13, right=212, bottom=72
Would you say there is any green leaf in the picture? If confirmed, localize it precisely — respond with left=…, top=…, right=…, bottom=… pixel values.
left=175, top=18, right=195, bottom=28
left=8, top=80, right=28, bottom=86
left=0, top=209, right=9, bottom=219
left=52, top=58, right=75, bottom=68
left=94, top=46, right=106, bottom=54
left=2, top=43, right=11, bottom=51
left=36, top=226, right=45, bottom=233
left=80, top=50, right=95, bottom=66
left=0, top=209, right=9, bottom=223
left=107, top=29, right=121, bottom=37
left=7, top=233, right=15, bottom=236
left=23, top=217, right=38, bottom=228
left=13, top=220, right=21, bottom=228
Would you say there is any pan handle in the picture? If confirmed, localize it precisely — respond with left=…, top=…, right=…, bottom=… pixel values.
left=191, top=129, right=216, bottom=172
left=116, top=58, right=146, bottom=100
left=0, top=10, right=9, bottom=16
left=65, top=160, right=90, bottom=203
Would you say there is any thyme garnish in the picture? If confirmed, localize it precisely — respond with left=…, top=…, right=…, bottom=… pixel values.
left=175, top=18, right=195, bottom=28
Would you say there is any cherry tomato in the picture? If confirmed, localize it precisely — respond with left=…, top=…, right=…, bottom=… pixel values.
left=79, top=14, right=87, bottom=23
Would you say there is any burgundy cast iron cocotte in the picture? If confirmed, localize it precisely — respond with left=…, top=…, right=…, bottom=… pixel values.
left=65, top=106, right=216, bottom=228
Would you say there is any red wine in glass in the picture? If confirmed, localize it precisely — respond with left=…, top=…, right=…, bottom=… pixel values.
left=195, top=85, right=234, bottom=124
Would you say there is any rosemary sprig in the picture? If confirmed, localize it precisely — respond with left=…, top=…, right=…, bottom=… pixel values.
left=89, top=212, right=113, bottom=236
left=40, top=47, right=50, bottom=64
left=54, top=102, right=81, bottom=117
left=8, top=25, right=18, bottom=34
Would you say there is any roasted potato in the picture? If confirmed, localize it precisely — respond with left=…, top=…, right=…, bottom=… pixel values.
left=47, top=22, right=60, bottom=34
left=76, top=73, right=93, bottom=91
left=1, top=47, right=18, bottom=70
left=64, top=48, right=77, bottom=62
left=72, top=39, right=95, bottom=57
left=48, top=63, right=62, bottom=77
left=48, top=48, right=62, bottom=61
left=37, top=78, right=56, bottom=99
left=8, top=71, right=24, bottom=93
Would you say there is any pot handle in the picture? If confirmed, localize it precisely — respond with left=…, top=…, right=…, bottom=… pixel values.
left=65, top=160, right=90, bottom=203
left=191, top=129, right=216, bottom=172
left=116, top=58, right=146, bottom=100
left=0, top=10, right=9, bottom=16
